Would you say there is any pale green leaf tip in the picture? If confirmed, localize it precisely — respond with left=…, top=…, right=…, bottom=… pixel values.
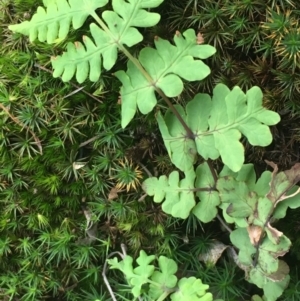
left=121, top=118, right=130, bottom=129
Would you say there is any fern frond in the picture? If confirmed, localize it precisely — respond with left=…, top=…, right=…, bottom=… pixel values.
left=9, top=0, right=109, bottom=43
left=50, top=0, right=163, bottom=83
left=157, top=84, right=280, bottom=172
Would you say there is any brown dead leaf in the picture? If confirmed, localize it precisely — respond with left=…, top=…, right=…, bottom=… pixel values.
left=196, top=32, right=204, bottom=44
left=266, top=222, right=283, bottom=244
left=266, top=260, right=290, bottom=282
left=108, top=187, right=119, bottom=200
left=284, top=163, right=300, bottom=185
left=72, top=161, right=86, bottom=170
left=265, top=160, right=300, bottom=205
left=247, top=225, right=263, bottom=246
left=199, top=240, right=228, bottom=267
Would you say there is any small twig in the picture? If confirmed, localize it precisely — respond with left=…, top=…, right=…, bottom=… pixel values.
left=227, top=246, right=250, bottom=272
left=34, top=63, right=103, bottom=103
left=253, top=234, right=265, bottom=267
left=207, top=159, right=218, bottom=184
left=216, top=214, right=232, bottom=233
left=79, top=135, right=100, bottom=148
left=102, top=244, right=128, bottom=301
left=63, top=86, right=85, bottom=99
left=278, top=187, right=300, bottom=202
left=189, top=187, right=218, bottom=192
left=102, top=251, right=125, bottom=301
left=120, top=243, right=127, bottom=257
left=138, top=193, right=148, bottom=202
left=139, top=162, right=153, bottom=177
left=155, top=88, right=195, bottom=140
left=102, top=245, right=143, bottom=301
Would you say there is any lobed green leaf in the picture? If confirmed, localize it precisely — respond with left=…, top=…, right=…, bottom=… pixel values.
left=249, top=266, right=290, bottom=301
left=149, top=256, right=178, bottom=299
left=142, top=168, right=196, bottom=219
left=158, top=84, right=280, bottom=172
left=107, top=250, right=156, bottom=298
left=219, top=164, right=257, bottom=191
left=170, top=277, right=213, bottom=301
left=217, top=175, right=258, bottom=228
left=256, top=236, right=291, bottom=275
left=230, top=228, right=256, bottom=266
left=131, top=250, right=156, bottom=297
left=192, top=162, right=220, bottom=223
left=117, top=29, right=216, bottom=128
left=107, top=255, right=135, bottom=280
